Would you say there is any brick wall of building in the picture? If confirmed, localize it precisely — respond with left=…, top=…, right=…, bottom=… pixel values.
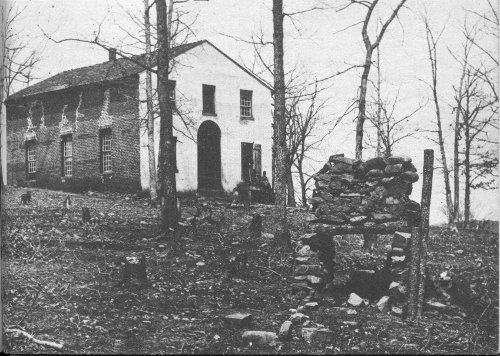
left=6, top=75, right=142, bottom=192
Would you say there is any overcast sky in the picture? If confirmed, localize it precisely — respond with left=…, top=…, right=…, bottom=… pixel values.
left=5, top=0, right=499, bottom=224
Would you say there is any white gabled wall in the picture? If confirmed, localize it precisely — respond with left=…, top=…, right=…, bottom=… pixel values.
left=139, top=42, right=273, bottom=192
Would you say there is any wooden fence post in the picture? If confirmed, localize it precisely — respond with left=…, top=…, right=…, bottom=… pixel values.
left=417, top=149, right=434, bottom=317
left=408, top=226, right=421, bottom=319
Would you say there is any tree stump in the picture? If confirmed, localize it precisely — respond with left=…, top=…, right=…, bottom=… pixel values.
left=120, top=255, right=148, bottom=286
left=249, top=214, right=262, bottom=238
left=81, top=207, right=91, bottom=223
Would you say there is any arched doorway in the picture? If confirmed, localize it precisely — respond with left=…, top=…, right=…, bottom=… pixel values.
left=197, top=120, right=222, bottom=190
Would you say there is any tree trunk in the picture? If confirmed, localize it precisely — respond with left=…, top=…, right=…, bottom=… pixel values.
left=297, top=159, right=307, bottom=208
left=157, top=0, right=178, bottom=230
left=286, top=165, right=296, bottom=207
left=453, top=71, right=465, bottom=228
left=272, top=0, right=290, bottom=248
left=464, top=122, right=471, bottom=228
left=431, top=69, right=454, bottom=227
left=376, top=47, right=382, bottom=157
left=453, top=107, right=461, bottom=227
left=144, top=0, right=158, bottom=206
left=355, top=48, right=373, bottom=160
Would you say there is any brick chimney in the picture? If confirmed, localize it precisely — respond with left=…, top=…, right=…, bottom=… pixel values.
left=108, top=48, right=117, bottom=61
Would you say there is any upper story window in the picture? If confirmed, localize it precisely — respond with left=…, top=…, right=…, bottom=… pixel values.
left=61, top=135, right=73, bottom=177
left=202, top=84, right=216, bottom=115
left=240, top=90, right=253, bottom=119
left=100, top=129, right=112, bottom=173
left=26, top=140, right=36, bottom=180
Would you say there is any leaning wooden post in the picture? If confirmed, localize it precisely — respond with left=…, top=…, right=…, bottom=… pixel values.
left=407, top=226, right=421, bottom=320
left=417, top=149, right=434, bottom=317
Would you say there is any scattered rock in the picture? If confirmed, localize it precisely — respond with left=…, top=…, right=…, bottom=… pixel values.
left=301, top=327, right=318, bottom=343
left=294, top=265, right=323, bottom=275
left=241, top=331, right=278, bottom=347
left=289, top=313, right=309, bottom=324
left=347, top=309, right=357, bottom=315
left=391, top=306, right=404, bottom=317
left=278, top=321, right=293, bottom=341
left=311, top=328, right=336, bottom=345
left=304, top=302, right=319, bottom=311
left=298, top=245, right=314, bottom=257
left=426, top=299, right=449, bottom=309
left=348, top=293, right=364, bottom=307
left=224, top=313, right=252, bottom=329
left=295, top=256, right=311, bottom=263
left=262, top=232, right=274, bottom=239
left=377, top=296, right=391, bottom=314
left=306, top=275, right=323, bottom=285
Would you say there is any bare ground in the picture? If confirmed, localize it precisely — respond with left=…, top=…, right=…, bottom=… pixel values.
left=2, top=187, right=498, bottom=354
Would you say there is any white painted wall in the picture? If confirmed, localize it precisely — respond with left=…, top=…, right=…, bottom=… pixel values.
left=139, top=41, right=273, bottom=193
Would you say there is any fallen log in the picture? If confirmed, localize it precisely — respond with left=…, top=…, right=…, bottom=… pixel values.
left=5, top=328, right=64, bottom=350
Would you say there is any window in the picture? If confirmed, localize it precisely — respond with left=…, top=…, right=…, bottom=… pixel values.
left=240, top=90, right=253, bottom=118
left=26, top=141, right=36, bottom=180
left=202, top=84, right=216, bottom=115
left=100, top=129, right=112, bottom=173
left=61, top=135, right=73, bottom=177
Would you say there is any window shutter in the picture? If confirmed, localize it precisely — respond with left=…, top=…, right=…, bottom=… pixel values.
left=253, top=144, right=261, bottom=177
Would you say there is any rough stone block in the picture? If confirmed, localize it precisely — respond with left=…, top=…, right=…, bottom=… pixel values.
left=278, top=321, right=293, bottom=340
left=400, top=171, right=419, bottom=183
left=365, top=157, right=387, bottom=170
left=311, top=328, right=336, bottom=345
left=307, top=275, right=323, bottom=284
left=242, top=331, right=278, bottom=347
left=304, top=302, right=319, bottom=311
left=386, top=181, right=409, bottom=196
left=329, top=155, right=356, bottom=165
left=371, top=213, right=396, bottom=222
left=224, top=313, right=252, bottom=329
left=384, top=164, right=403, bottom=175
left=350, top=215, right=368, bottom=224
left=366, top=169, right=384, bottom=179
left=393, top=231, right=411, bottom=249
left=330, top=162, right=353, bottom=174
left=384, top=156, right=411, bottom=165
left=376, top=296, right=391, bottom=313
left=294, top=265, right=323, bottom=276
left=391, top=306, right=404, bottom=317
left=301, top=327, right=318, bottom=343
left=290, top=313, right=309, bottom=324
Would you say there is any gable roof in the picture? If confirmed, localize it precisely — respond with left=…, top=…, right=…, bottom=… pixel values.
left=7, top=40, right=272, bottom=102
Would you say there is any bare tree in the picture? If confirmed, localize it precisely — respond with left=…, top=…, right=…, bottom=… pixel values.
left=1, top=3, right=40, bottom=186
left=339, top=0, right=407, bottom=160
left=287, top=82, right=331, bottom=207
left=459, top=64, right=498, bottom=227
left=272, top=0, right=291, bottom=248
left=143, top=0, right=159, bottom=206
left=423, top=17, right=454, bottom=227
left=366, top=92, right=424, bottom=157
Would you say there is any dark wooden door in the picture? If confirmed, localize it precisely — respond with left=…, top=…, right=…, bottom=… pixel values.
left=241, top=142, right=254, bottom=183
left=198, top=121, right=222, bottom=190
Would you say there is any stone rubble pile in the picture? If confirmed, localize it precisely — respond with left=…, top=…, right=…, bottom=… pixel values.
left=309, top=154, right=421, bottom=227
